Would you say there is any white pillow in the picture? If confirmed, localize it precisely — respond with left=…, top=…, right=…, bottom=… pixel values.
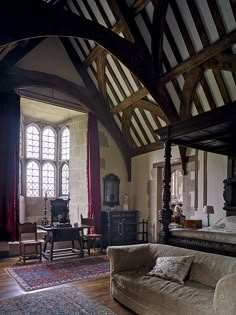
left=147, top=256, right=194, bottom=284
left=214, top=216, right=236, bottom=230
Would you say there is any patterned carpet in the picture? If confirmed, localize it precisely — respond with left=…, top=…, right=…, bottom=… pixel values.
left=0, top=286, right=116, bottom=315
left=5, top=255, right=110, bottom=291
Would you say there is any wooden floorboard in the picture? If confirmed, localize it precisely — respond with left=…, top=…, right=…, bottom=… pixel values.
left=0, top=256, right=134, bottom=314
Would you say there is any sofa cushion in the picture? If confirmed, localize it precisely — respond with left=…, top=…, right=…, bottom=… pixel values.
left=147, top=255, right=193, bottom=284
left=112, top=270, right=215, bottom=315
left=148, top=244, right=236, bottom=288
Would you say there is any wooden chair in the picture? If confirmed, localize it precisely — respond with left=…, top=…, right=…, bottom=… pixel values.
left=80, top=214, right=103, bottom=255
left=50, top=198, right=71, bottom=226
left=19, top=222, right=42, bottom=263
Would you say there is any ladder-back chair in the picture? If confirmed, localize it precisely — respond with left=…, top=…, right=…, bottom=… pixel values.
left=80, top=214, right=103, bottom=255
left=19, top=222, right=42, bottom=263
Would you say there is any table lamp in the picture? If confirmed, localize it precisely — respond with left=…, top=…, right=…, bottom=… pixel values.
left=203, top=205, right=214, bottom=227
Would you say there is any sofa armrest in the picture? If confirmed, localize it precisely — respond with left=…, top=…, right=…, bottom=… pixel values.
left=213, top=272, right=236, bottom=315
left=107, top=243, right=153, bottom=274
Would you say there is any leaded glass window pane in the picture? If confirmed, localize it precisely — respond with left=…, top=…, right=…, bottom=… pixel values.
left=26, top=125, right=40, bottom=158
left=26, top=161, right=40, bottom=197
left=42, top=162, right=55, bottom=197
left=42, top=127, right=56, bottom=160
left=61, top=164, right=69, bottom=195
left=61, top=127, right=70, bottom=160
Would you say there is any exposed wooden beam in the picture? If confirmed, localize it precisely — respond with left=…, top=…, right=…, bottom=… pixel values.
left=204, top=53, right=236, bottom=73
left=108, top=0, right=149, bottom=52
left=110, top=87, right=148, bottom=114
left=96, top=52, right=108, bottom=101
left=121, top=107, right=134, bottom=147
left=59, top=37, right=132, bottom=178
left=131, top=0, right=151, bottom=15
left=181, top=67, right=203, bottom=119
left=151, top=0, right=169, bottom=77
left=186, top=0, right=230, bottom=105
left=131, top=141, right=164, bottom=156
left=0, top=0, right=67, bottom=72
left=135, top=99, right=168, bottom=123
left=0, top=0, right=179, bottom=122
left=81, top=20, right=125, bottom=69
left=158, top=28, right=236, bottom=85
left=0, top=67, right=93, bottom=110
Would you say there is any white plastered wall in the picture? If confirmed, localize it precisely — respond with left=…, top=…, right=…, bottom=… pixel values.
left=98, top=122, right=128, bottom=210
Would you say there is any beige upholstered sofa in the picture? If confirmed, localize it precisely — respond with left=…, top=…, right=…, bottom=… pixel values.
left=107, top=243, right=236, bottom=315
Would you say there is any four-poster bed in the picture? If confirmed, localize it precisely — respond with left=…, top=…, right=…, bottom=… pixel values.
left=156, top=102, right=236, bottom=257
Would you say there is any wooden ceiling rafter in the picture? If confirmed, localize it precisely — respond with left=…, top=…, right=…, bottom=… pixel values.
left=96, top=52, right=108, bottom=101
left=108, top=54, right=161, bottom=146
left=107, top=0, right=149, bottom=53
left=135, top=99, right=168, bottom=123
left=0, top=0, right=67, bottom=73
left=157, top=28, right=236, bottom=86
left=132, top=141, right=164, bottom=156
left=60, top=37, right=132, bottom=178
left=164, top=1, right=204, bottom=116
left=180, top=67, right=204, bottom=119
left=131, top=0, right=152, bottom=15
left=0, top=0, right=180, bottom=122
left=81, top=20, right=125, bottom=69
left=151, top=0, right=169, bottom=77
left=107, top=0, right=178, bottom=124
left=111, top=87, right=148, bottom=114
left=103, top=58, right=150, bottom=146
left=187, top=0, right=231, bottom=106
left=103, top=61, right=144, bottom=148
left=122, top=106, right=136, bottom=147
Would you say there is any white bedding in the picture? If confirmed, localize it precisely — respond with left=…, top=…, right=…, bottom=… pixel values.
left=171, top=227, right=236, bottom=245
left=200, top=226, right=236, bottom=233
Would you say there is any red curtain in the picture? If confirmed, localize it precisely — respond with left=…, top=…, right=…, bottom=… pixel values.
left=0, top=92, right=20, bottom=241
left=87, top=112, right=101, bottom=233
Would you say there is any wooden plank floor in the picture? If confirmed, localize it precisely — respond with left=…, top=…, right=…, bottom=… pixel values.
left=0, top=256, right=134, bottom=315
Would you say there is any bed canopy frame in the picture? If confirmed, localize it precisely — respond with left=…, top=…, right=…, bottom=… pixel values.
left=155, top=102, right=236, bottom=256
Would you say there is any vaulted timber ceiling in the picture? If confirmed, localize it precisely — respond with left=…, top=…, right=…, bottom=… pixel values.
left=0, top=0, right=236, bottom=174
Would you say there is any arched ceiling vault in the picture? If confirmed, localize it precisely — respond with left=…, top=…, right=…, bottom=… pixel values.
left=0, top=0, right=236, bottom=177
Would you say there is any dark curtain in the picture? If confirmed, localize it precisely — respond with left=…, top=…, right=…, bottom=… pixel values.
left=0, top=92, right=20, bottom=241
left=87, top=112, right=101, bottom=233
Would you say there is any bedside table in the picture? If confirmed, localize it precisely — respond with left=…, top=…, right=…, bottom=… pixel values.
left=184, top=219, right=202, bottom=228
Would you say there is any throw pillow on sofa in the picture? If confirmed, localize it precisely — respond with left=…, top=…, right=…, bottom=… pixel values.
left=147, top=255, right=194, bottom=284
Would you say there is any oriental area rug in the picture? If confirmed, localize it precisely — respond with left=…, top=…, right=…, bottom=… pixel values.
left=0, top=286, right=116, bottom=315
left=5, top=255, right=110, bottom=291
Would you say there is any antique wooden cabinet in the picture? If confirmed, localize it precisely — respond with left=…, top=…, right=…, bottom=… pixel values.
left=101, top=210, right=138, bottom=246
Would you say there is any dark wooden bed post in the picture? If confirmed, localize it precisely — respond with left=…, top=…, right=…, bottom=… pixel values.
left=159, top=136, right=172, bottom=244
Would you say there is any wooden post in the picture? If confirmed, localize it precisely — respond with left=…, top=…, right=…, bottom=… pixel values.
left=159, top=139, right=172, bottom=244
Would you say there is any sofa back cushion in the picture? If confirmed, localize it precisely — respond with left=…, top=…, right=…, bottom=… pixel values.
left=148, top=244, right=236, bottom=288
left=108, top=243, right=154, bottom=274
left=189, top=251, right=236, bottom=288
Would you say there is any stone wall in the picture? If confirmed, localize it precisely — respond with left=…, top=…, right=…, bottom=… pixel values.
left=68, top=113, right=88, bottom=225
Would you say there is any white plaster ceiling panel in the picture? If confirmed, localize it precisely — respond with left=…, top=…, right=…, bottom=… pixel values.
left=135, top=15, right=152, bottom=53
left=134, top=108, right=155, bottom=143
left=204, top=70, right=225, bottom=107
left=216, top=0, right=236, bottom=32
left=118, top=60, right=139, bottom=92
left=176, top=0, right=203, bottom=53
left=166, top=6, right=189, bottom=60
left=131, top=116, right=148, bottom=146
left=221, top=71, right=236, bottom=101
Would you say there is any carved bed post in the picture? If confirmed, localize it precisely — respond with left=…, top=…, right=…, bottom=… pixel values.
left=159, top=136, right=172, bottom=244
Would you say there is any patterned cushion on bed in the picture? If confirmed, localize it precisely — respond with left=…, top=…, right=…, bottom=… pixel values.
left=147, top=256, right=194, bottom=284
left=214, top=216, right=236, bottom=230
